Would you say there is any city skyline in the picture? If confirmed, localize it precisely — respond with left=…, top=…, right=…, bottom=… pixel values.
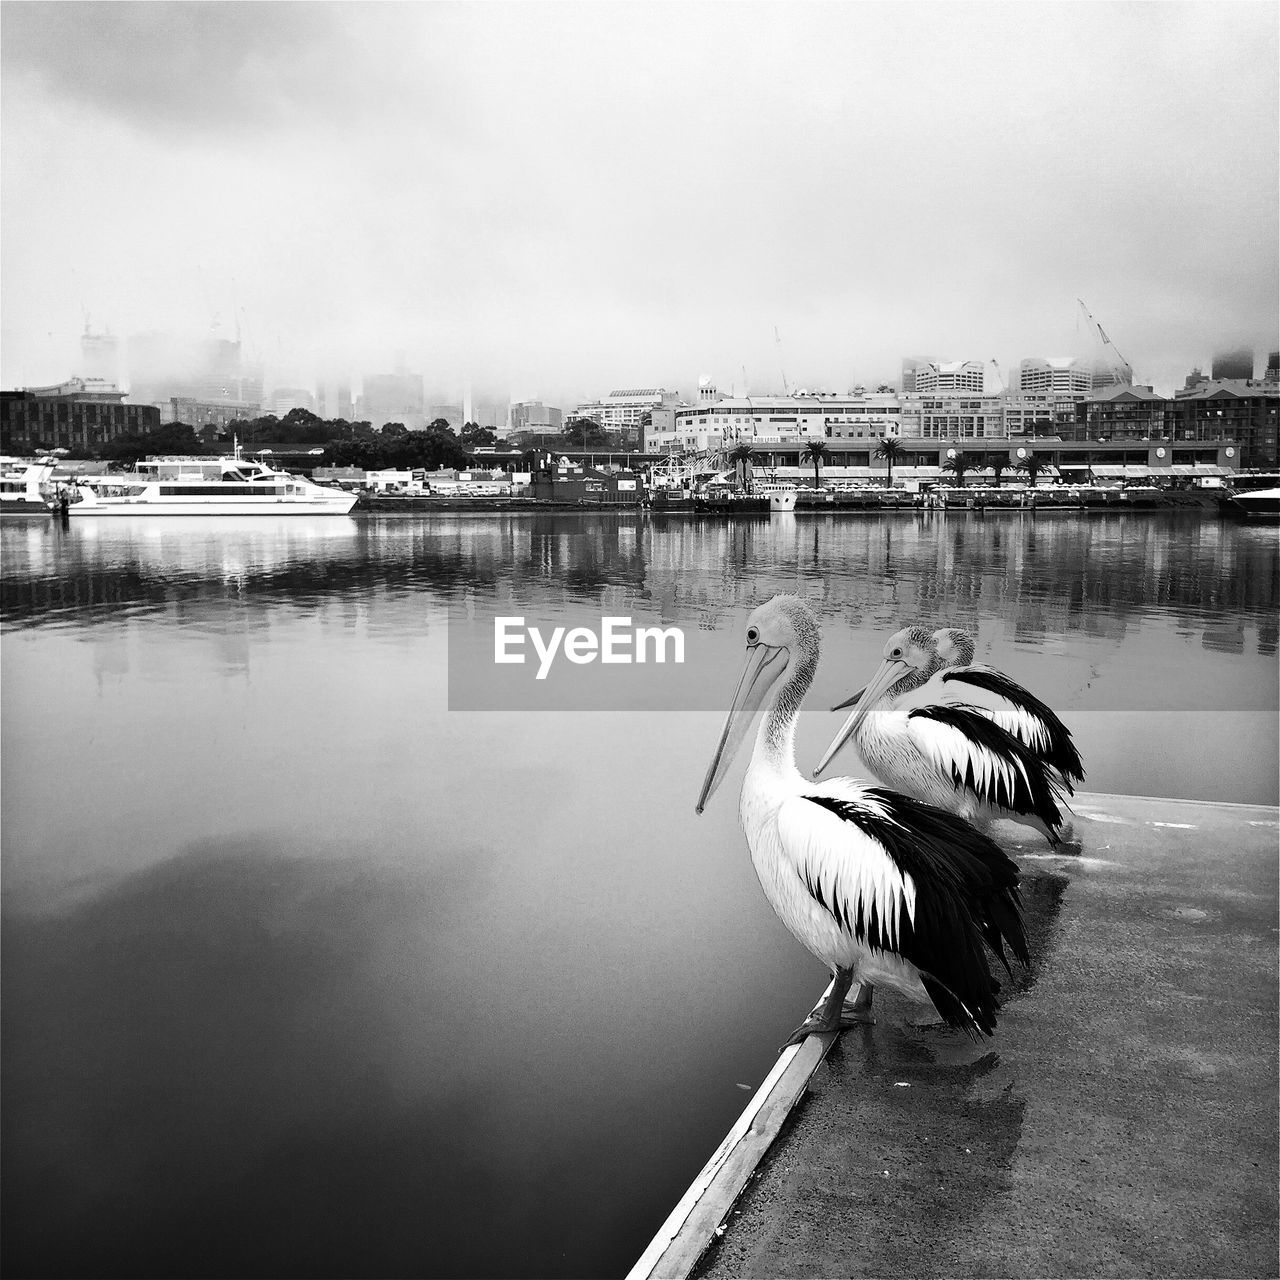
left=2, top=2, right=1277, bottom=403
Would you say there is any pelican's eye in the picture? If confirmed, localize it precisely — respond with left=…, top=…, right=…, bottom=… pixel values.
left=890, top=647, right=903, bottom=658
left=746, top=626, right=760, bottom=644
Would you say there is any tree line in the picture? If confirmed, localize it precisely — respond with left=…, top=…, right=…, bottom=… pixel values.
left=90, top=408, right=506, bottom=471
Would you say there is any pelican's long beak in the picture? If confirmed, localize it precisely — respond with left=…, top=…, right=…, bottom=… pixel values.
left=696, top=644, right=786, bottom=814
left=831, top=686, right=864, bottom=712
left=812, top=657, right=910, bottom=778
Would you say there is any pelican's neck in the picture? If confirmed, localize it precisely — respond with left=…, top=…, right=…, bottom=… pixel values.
left=752, top=644, right=816, bottom=780
left=882, top=662, right=938, bottom=708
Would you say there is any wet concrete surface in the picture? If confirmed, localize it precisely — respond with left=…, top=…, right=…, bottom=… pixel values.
left=691, top=794, right=1279, bottom=1280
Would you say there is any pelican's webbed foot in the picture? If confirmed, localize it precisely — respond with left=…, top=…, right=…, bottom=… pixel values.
left=779, top=976, right=872, bottom=1050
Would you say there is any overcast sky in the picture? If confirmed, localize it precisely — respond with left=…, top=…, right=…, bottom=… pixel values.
left=2, top=1, right=1276, bottom=403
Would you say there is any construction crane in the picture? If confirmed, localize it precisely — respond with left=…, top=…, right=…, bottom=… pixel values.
left=1077, top=299, right=1131, bottom=384
left=775, top=327, right=790, bottom=395
left=989, top=358, right=1007, bottom=394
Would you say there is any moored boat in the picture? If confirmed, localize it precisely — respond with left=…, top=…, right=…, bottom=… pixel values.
left=0, top=456, right=56, bottom=517
left=67, top=451, right=358, bottom=517
left=755, top=481, right=798, bottom=512
left=1228, top=486, right=1280, bottom=519
left=1225, top=472, right=1280, bottom=520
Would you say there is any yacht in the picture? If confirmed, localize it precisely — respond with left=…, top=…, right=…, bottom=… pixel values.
left=68, top=452, right=358, bottom=517
left=1227, top=473, right=1280, bottom=519
left=0, top=456, right=56, bottom=517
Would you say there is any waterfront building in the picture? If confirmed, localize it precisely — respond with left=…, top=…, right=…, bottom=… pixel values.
left=665, top=389, right=906, bottom=455
left=1165, top=383, right=1278, bottom=466
left=642, top=405, right=683, bottom=452
left=1, top=381, right=160, bottom=452
left=909, top=361, right=987, bottom=395
left=718, top=437, right=1238, bottom=489
left=575, top=388, right=679, bottom=437
left=660, top=391, right=901, bottom=453
left=359, top=372, right=426, bottom=431
left=1074, top=385, right=1168, bottom=441
left=999, top=394, right=1081, bottom=437
left=898, top=394, right=1003, bottom=439
left=1212, top=348, right=1254, bottom=381
left=530, top=460, right=642, bottom=504
left=1018, top=357, right=1093, bottom=396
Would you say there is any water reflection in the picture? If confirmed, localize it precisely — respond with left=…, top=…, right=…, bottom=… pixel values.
left=5, top=513, right=1275, bottom=642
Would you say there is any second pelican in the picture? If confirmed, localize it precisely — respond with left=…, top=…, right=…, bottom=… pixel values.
left=696, top=597, right=1028, bottom=1044
left=814, top=626, right=1072, bottom=847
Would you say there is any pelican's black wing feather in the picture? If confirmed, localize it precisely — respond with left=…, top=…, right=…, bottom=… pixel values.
left=908, top=703, right=1065, bottom=831
left=802, top=791, right=1028, bottom=1037
left=941, top=666, right=1085, bottom=787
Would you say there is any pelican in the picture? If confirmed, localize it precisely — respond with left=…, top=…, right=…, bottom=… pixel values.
left=927, top=628, right=1084, bottom=790
left=813, top=626, right=1074, bottom=847
left=696, top=597, right=1028, bottom=1044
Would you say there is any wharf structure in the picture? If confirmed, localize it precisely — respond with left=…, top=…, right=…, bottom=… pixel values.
left=651, top=383, right=1277, bottom=470
left=633, top=793, right=1279, bottom=1280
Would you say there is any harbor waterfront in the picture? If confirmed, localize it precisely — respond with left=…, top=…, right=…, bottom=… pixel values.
left=2, top=511, right=1277, bottom=1278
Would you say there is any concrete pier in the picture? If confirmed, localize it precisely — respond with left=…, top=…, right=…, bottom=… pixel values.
left=632, top=793, right=1279, bottom=1280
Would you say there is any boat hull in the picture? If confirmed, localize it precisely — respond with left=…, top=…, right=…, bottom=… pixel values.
left=0, top=498, right=53, bottom=517
left=1229, top=488, right=1280, bottom=519
left=68, top=497, right=358, bottom=516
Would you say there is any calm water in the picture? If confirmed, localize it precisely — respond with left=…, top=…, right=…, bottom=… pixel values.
left=3, top=510, right=1277, bottom=1278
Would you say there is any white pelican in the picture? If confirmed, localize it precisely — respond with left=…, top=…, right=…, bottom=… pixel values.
left=812, top=626, right=1073, bottom=847
left=696, top=597, right=1028, bottom=1043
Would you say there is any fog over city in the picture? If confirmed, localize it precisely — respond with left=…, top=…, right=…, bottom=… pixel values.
left=2, top=1, right=1276, bottom=405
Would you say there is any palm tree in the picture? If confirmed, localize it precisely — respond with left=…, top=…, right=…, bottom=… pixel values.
left=1018, top=452, right=1047, bottom=487
left=874, top=436, right=903, bottom=489
left=727, top=441, right=756, bottom=493
left=990, top=455, right=1010, bottom=488
left=941, top=452, right=973, bottom=488
left=803, top=439, right=829, bottom=491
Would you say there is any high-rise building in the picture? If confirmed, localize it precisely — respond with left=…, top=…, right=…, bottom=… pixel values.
left=1212, top=348, right=1254, bottom=381
left=359, top=371, right=425, bottom=430
left=1264, top=352, right=1279, bottom=388
left=900, top=358, right=929, bottom=393
left=316, top=380, right=353, bottom=421
left=270, top=387, right=315, bottom=416
left=910, top=361, right=986, bottom=395
left=125, top=332, right=262, bottom=412
left=1018, top=357, right=1092, bottom=397
left=427, top=403, right=464, bottom=431
left=79, top=326, right=120, bottom=386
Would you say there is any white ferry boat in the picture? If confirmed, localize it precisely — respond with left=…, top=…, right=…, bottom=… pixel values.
left=0, top=456, right=56, bottom=517
left=755, top=481, right=798, bottom=512
left=68, top=452, right=358, bottom=517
